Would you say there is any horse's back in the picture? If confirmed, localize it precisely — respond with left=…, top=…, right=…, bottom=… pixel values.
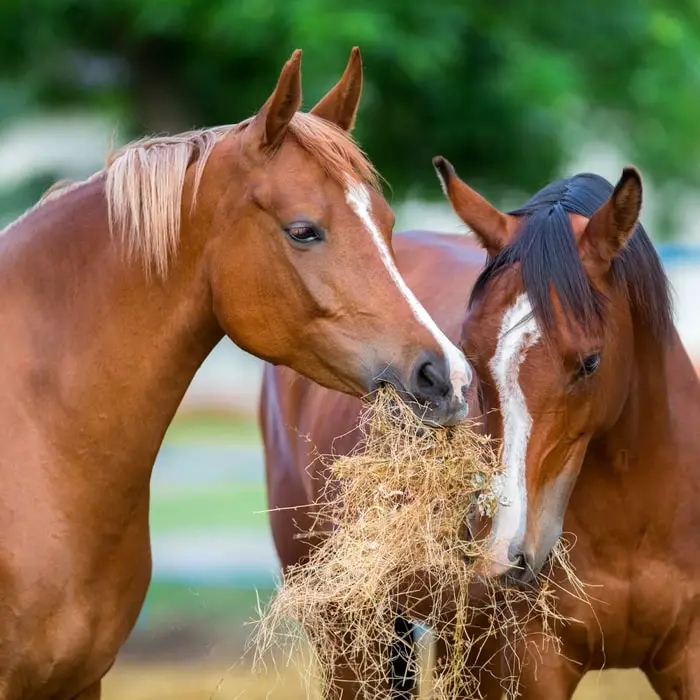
left=391, top=230, right=485, bottom=335
left=260, top=230, right=484, bottom=569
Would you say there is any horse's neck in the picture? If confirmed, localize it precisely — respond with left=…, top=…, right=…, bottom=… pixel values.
left=580, top=327, right=700, bottom=534
left=0, top=176, right=222, bottom=488
left=622, top=327, right=693, bottom=459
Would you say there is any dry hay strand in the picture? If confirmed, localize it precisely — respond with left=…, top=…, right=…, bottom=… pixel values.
left=251, top=387, right=590, bottom=699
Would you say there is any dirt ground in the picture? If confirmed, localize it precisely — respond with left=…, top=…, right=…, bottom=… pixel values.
left=103, top=662, right=660, bottom=699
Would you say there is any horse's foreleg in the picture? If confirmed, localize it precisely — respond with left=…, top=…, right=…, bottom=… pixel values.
left=72, top=680, right=101, bottom=700
left=507, top=640, right=582, bottom=700
left=432, top=629, right=505, bottom=700
left=319, top=614, right=418, bottom=700
left=319, top=645, right=381, bottom=700
left=643, top=621, right=700, bottom=700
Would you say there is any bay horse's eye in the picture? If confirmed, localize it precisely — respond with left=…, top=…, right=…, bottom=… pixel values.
left=284, top=222, right=324, bottom=245
left=576, top=353, right=601, bottom=381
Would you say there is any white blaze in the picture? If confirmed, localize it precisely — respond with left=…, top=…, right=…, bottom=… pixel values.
left=344, top=182, right=472, bottom=399
left=488, top=293, right=541, bottom=571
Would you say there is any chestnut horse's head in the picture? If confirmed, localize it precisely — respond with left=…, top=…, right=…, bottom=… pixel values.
left=199, top=49, right=472, bottom=426
left=433, top=157, right=672, bottom=581
left=107, top=49, right=472, bottom=426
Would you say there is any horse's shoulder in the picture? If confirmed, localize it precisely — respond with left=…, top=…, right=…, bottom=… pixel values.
left=260, top=363, right=361, bottom=467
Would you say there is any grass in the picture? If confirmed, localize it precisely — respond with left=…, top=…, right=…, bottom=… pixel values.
left=150, top=483, right=269, bottom=532
left=142, top=581, right=275, bottom=627
left=103, top=663, right=660, bottom=699
left=165, top=411, right=261, bottom=446
left=152, top=410, right=269, bottom=534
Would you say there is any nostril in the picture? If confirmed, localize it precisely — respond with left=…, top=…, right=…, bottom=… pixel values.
left=402, top=352, right=467, bottom=424
left=416, top=362, right=437, bottom=391
left=503, top=546, right=538, bottom=587
left=506, top=542, right=528, bottom=575
left=414, top=360, right=450, bottom=400
left=511, top=551, right=526, bottom=574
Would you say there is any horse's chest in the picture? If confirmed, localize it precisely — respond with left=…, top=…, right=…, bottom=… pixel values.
left=556, top=558, right=687, bottom=668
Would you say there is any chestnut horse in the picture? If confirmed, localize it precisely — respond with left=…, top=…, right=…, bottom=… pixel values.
left=262, top=164, right=700, bottom=699
left=0, top=48, right=472, bottom=699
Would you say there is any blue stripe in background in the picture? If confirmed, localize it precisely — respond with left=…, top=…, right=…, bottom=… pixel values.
left=657, top=243, right=700, bottom=264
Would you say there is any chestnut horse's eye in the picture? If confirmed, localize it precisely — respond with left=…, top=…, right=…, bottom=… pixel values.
left=284, top=222, right=324, bottom=245
left=575, top=353, right=601, bottom=381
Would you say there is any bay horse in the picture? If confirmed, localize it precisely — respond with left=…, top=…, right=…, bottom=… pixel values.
left=433, top=159, right=699, bottom=699
left=261, top=163, right=700, bottom=699
left=0, top=48, right=472, bottom=699
left=260, top=229, right=487, bottom=699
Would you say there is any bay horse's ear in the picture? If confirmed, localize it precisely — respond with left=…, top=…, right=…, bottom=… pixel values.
left=248, top=49, right=303, bottom=154
left=432, top=156, right=513, bottom=257
left=310, top=47, right=363, bottom=131
left=580, top=167, right=642, bottom=276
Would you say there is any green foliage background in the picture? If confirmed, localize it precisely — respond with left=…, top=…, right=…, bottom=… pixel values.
left=1, top=0, right=700, bottom=236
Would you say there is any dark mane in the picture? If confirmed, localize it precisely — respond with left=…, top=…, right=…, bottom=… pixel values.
left=469, top=173, right=673, bottom=343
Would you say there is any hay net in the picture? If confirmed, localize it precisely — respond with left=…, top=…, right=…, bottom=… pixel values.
left=252, top=387, right=587, bottom=699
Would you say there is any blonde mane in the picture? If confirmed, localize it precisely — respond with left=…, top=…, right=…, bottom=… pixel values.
left=104, top=112, right=381, bottom=278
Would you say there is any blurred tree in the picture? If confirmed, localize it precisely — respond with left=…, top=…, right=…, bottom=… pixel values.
left=1, top=0, right=699, bottom=236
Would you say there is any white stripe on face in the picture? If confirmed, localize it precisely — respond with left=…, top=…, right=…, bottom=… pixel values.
left=487, top=293, right=541, bottom=572
left=344, top=182, right=472, bottom=400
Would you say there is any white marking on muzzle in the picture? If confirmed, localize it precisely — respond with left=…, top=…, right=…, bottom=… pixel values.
left=345, top=182, right=472, bottom=401
left=488, top=293, right=541, bottom=571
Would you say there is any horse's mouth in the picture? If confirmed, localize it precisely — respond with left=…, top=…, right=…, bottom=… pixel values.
left=457, top=531, right=555, bottom=593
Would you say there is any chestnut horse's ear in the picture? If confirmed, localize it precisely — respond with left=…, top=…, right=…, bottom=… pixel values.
left=432, top=156, right=513, bottom=257
left=310, top=47, right=363, bottom=131
left=580, top=167, right=642, bottom=276
left=247, top=49, right=303, bottom=154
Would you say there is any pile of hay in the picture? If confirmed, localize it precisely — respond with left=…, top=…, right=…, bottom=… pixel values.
left=252, top=388, right=587, bottom=699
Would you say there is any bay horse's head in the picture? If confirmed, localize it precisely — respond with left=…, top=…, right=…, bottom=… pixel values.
left=433, top=157, right=672, bottom=582
left=106, top=49, right=472, bottom=426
